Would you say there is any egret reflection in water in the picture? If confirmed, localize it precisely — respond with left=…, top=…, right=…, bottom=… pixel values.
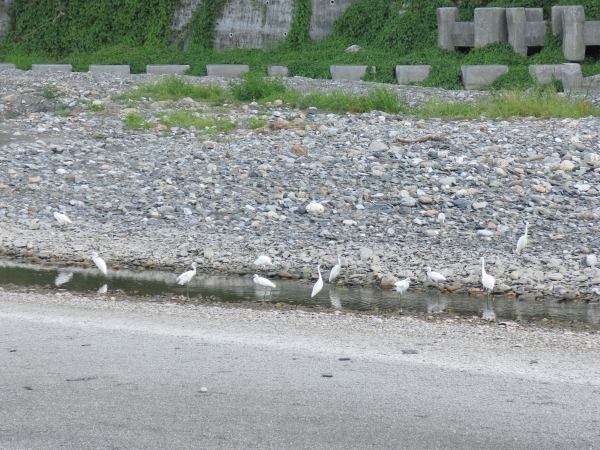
left=427, top=293, right=448, bottom=314
left=329, top=288, right=342, bottom=310
left=55, top=271, right=73, bottom=287
left=482, top=298, right=496, bottom=321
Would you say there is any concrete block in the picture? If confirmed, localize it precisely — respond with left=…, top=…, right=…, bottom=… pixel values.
left=267, top=65, right=289, bottom=77
left=146, top=64, right=190, bottom=75
left=89, top=65, right=130, bottom=75
left=461, top=65, right=508, bottom=90
left=206, top=64, right=249, bottom=78
left=0, top=63, right=16, bottom=70
left=562, top=63, right=584, bottom=92
left=506, top=8, right=527, bottom=56
left=562, top=6, right=585, bottom=61
left=525, top=22, right=547, bottom=47
left=525, top=8, right=543, bottom=22
left=584, top=21, right=600, bottom=46
left=552, top=5, right=569, bottom=36
left=528, top=65, right=563, bottom=84
left=395, top=65, right=431, bottom=85
left=309, top=0, right=357, bottom=43
left=437, top=7, right=460, bottom=50
left=31, top=64, right=72, bottom=72
left=330, top=65, right=369, bottom=81
left=452, top=22, right=475, bottom=48
left=474, top=8, right=508, bottom=47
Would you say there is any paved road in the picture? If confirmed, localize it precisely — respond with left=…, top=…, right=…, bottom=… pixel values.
left=1, top=296, right=599, bottom=449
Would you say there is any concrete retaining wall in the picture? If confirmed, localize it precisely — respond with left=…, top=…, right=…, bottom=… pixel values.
left=0, top=0, right=12, bottom=39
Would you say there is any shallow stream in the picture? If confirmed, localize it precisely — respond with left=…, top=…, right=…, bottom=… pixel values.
left=1, top=260, right=599, bottom=324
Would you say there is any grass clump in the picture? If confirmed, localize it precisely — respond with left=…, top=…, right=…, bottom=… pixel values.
left=230, top=72, right=289, bottom=103
left=248, top=117, right=268, bottom=129
left=298, top=87, right=404, bottom=114
left=159, top=110, right=237, bottom=134
left=416, top=87, right=600, bottom=120
left=124, top=112, right=152, bottom=129
left=121, top=77, right=229, bottom=105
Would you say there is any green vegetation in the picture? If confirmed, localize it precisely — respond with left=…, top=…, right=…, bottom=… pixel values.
left=120, top=77, right=229, bottom=105
left=248, top=117, right=268, bottom=129
left=119, top=77, right=600, bottom=122
left=417, top=87, right=600, bottom=119
left=4, top=0, right=600, bottom=91
left=124, top=112, right=152, bottom=129
left=159, top=110, right=237, bottom=134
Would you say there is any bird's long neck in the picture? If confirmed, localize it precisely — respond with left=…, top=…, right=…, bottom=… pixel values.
left=481, top=259, right=486, bottom=276
left=318, top=266, right=321, bottom=276
left=524, top=223, right=528, bottom=236
left=337, top=256, right=341, bottom=265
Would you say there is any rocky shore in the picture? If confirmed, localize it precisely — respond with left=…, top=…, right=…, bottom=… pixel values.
left=2, top=68, right=600, bottom=302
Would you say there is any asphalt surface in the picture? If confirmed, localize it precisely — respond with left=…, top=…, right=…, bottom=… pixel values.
left=1, top=295, right=600, bottom=449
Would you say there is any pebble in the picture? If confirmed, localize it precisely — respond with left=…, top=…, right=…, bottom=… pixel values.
left=2, top=69, right=600, bottom=300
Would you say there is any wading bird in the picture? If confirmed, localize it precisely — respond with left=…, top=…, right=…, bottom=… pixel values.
left=587, top=254, right=598, bottom=269
left=426, top=266, right=446, bottom=290
left=480, top=257, right=495, bottom=297
left=253, top=255, right=277, bottom=270
left=329, top=256, right=342, bottom=284
left=515, top=221, right=529, bottom=255
left=53, top=211, right=72, bottom=226
left=437, top=213, right=446, bottom=226
left=394, top=278, right=410, bottom=298
left=253, top=274, right=276, bottom=299
left=92, top=252, right=108, bottom=275
left=311, top=265, right=324, bottom=298
left=177, top=262, right=197, bottom=299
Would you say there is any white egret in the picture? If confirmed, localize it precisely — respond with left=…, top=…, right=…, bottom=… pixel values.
left=91, top=252, right=108, bottom=275
left=587, top=254, right=598, bottom=268
left=253, top=274, right=276, bottom=299
left=426, top=266, right=446, bottom=290
left=253, top=255, right=277, bottom=270
left=53, top=211, right=72, bottom=226
left=54, top=271, right=73, bottom=287
left=177, top=262, right=197, bottom=299
left=437, top=212, right=446, bottom=226
left=311, top=265, right=324, bottom=298
left=480, top=257, right=495, bottom=297
left=515, top=221, right=529, bottom=255
left=306, top=202, right=325, bottom=215
left=394, top=278, right=410, bottom=297
left=329, top=256, right=342, bottom=283
left=97, top=284, right=108, bottom=294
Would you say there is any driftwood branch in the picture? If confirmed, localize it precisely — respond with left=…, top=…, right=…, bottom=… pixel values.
left=396, top=135, right=448, bottom=143
left=17, top=10, right=66, bottom=40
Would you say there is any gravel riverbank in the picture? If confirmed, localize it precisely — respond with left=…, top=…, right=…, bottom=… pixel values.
left=2, top=69, right=600, bottom=302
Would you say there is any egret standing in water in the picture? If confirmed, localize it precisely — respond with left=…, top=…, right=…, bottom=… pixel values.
left=311, top=265, right=324, bottom=298
left=426, top=267, right=446, bottom=290
left=394, top=278, right=410, bottom=298
left=515, top=221, right=529, bottom=255
left=91, top=251, right=108, bottom=289
left=177, top=262, right=197, bottom=299
left=329, top=256, right=342, bottom=284
left=480, top=257, right=495, bottom=297
left=253, top=274, right=276, bottom=299
left=53, top=211, right=72, bottom=226
left=91, top=252, right=108, bottom=275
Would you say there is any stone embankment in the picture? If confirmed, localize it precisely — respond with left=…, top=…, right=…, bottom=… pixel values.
left=2, top=69, right=600, bottom=302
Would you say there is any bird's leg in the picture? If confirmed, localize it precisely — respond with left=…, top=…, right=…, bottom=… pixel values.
left=186, top=283, right=190, bottom=300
